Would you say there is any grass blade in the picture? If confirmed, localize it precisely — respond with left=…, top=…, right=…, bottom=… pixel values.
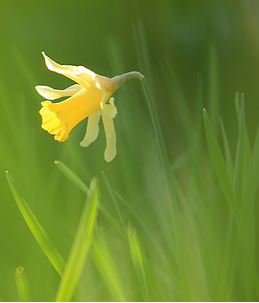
left=15, top=266, right=30, bottom=302
left=234, top=95, right=255, bottom=300
left=127, top=223, right=149, bottom=301
left=219, top=117, right=234, bottom=178
left=233, top=96, right=246, bottom=203
left=203, top=109, right=240, bottom=221
left=217, top=213, right=236, bottom=301
left=134, top=22, right=176, bottom=209
left=54, top=160, right=88, bottom=194
left=91, top=236, right=125, bottom=301
left=114, top=191, right=168, bottom=263
left=203, top=109, right=259, bottom=295
left=6, top=171, right=65, bottom=276
left=244, top=123, right=259, bottom=209
left=208, top=42, right=219, bottom=134
left=235, top=93, right=251, bottom=164
left=54, top=161, right=123, bottom=234
left=55, top=177, right=99, bottom=302
left=102, top=171, right=126, bottom=230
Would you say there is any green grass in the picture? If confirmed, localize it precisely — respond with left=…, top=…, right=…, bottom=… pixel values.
left=15, top=267, right=30, bottom=302
left=2, top=8, right=259, bottom=301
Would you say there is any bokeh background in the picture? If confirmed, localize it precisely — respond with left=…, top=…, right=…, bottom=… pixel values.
left=1, top=0, right=259, bottom=301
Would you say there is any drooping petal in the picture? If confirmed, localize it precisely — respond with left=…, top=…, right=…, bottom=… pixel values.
left=35, top=84, right=83, bottom=100
left=42, top=52, right=101, bottom=89
left=100, top=97, right=117, bottom=119
left=39, top=86, right=103, bottom=142
left=101, top=99, right=117, bottom=162
left=80, top=111, right=101, bottom=147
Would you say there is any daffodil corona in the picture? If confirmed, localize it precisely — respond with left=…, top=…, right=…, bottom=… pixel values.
left=36, top=52, right=144, bottom=162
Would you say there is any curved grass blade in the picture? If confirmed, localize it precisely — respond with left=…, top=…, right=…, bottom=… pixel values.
left=54, top=160, right=88, bottom=194
left=55, top=161, right=123, bottom=234
left=6, top=171, right=65, bottom=276
left=15, top=266, right=30, bottom=302
left=55, top=178, right=99, bottom=302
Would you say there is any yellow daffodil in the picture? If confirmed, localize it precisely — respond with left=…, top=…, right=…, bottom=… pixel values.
left=36, top=52, right=144, bottom=162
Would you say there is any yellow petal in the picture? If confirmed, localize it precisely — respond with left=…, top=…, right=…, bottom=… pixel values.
left=35, top=84, right=83, bottom=100
left=42, top=52, right=101, bottom=89
left=101, top=102, right=117, bottom=162
left=80, top=111, right=101, bottom=147
left=39, top=86, right=104, bottom=142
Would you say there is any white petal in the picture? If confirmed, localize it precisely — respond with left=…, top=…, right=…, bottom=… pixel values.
left=35, top=84, right=83, bottom=100
left=80, top=111, right=101, bottom=147
left=101, top=102, right=117, bottom=162
left=42, top=52, right=101, bottom=89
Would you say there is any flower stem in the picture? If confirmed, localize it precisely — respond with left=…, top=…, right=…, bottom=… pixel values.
left=141, top=79, right=176, bottom=209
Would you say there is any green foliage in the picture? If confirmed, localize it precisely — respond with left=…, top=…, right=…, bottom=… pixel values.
left=204, top=93, right=259, bottom=300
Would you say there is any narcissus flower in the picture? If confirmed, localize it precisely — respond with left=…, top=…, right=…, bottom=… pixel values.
left=36, top=52, right=144, bottom=162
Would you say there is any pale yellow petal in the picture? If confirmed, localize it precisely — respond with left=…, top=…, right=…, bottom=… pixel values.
left=80, top=111, right=101, bottom=147
left=42, top=52, right=101, bottom=89
left=100, top=97, right=117, bottom=119
left=101, top=102, right=117, bottom=162
left=35, top=84, right=83, bottom=100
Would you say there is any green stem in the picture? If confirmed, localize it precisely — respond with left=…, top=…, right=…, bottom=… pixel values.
left=141, top=79, right=176, bottom=208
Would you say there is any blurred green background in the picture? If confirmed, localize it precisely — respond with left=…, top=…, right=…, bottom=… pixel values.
left=1, top=0, right=259, bottom=301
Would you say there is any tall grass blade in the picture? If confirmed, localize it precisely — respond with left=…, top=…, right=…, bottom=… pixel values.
left=54, top=161, right=122, bottom=234
left=141, top=79, right=176, bottom=210
left=235, top=93, right=251, bottom=161
left=203, top=109, right=259, bottom=296
left=134, top=22, right=176, bottom=208
left=217, top=213, right=236, bottom=301
left=127, top=223, right=149, bottom=301
left=15, top=266, right=30, bottom=302
left=6, top=171, right=65, bottom=276
left=55, top=178, right=99, bottom=302
left=234, top=95, right=255, bottom=300
left=203, top=109, right=240, bottom=223
left=54, top=160, right=88, bottom=194
left=233, top=96, right=246, bottom=203
left=114, top=191, right=168, bottom=263
left=102, top=171, right=126, bottom=230
left=162, top=58, right=192, bottom=144
left=219, top=117, right=234, bottom=178
left=244, top=123, right=259, bottom=209
left=91, top=236, right=125, bottom=301
left=208, top=42, right=219, bottom=134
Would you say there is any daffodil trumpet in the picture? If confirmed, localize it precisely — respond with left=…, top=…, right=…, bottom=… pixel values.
left=36, top=52, right=144, bottom=162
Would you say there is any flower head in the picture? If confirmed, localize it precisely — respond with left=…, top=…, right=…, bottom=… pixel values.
left=36, top=52, right=144, bottom=162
